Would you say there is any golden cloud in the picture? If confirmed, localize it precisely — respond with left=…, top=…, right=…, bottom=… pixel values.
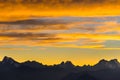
left=0, top=32, right=119, bottom=49
left=0, top=0, right=120, bottom=21
left=0, top=17, right=120, bottom=49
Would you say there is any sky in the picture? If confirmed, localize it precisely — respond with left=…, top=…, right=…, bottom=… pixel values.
left=0, top=0, right=120, bottom=66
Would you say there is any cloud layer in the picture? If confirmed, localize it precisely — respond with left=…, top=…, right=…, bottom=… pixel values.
left=0, top=17, right=120, bottom=50
left=0, top=0, right=120, bottom=21
left=0, top=0, right=120, bottom=4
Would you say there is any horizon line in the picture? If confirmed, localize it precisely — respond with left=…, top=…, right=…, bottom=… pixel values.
left=1, top=56, right=119, bottom=66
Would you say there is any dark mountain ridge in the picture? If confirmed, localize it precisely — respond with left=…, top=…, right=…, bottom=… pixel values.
left=0, top=56, right=120, bottom=80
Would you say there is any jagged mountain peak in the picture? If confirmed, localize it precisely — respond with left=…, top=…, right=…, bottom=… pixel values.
left=1, top=56, right=20, bottom=68
left=2, top=56, right=17, bottom=64
left=65, top=61, right=73, bottom=64
left=20, top=60, right=45, bottom=69
left=110, top=59, right=119, bottom=63
left=94, top=59, right=120, bottom=70
left=98, top=59, right=108, bottom=63
left=59, top=61, right=75, bottom=69
left=23, top=60, right=43, bottom=65
left=3, top=56, right=13, bottom=60
left=60, top=61, right=74, bottom=65
left=97, top=59, right=119, bottom=64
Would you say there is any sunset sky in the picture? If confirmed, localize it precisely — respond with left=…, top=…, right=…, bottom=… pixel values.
left=0, top=0, right=120, bottom=66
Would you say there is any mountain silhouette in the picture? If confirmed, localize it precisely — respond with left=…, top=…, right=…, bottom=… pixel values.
left=0, top=56, right=120, bottom=80
left=59, top=61, right=75, bottom=69
left=2, top=56, right=18, bottom=64
left=93, top=59, right=120, bottom=70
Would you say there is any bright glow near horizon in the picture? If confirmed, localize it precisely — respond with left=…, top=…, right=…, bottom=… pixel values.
left=0, top=0, right=120, bottom=66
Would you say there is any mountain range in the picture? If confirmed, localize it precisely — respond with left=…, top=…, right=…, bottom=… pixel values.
left=0, top=56, right=120, bottom=80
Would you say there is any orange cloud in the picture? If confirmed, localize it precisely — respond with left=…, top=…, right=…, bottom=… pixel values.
left=0, top=1, right=120, bottom=21
left=0, top=32, right=119, bottom=49
left=57, top=33, right=120, bottom=41
left=0, top=17, right=119, bottom=49
left=95, top=21, right=120, bottom=33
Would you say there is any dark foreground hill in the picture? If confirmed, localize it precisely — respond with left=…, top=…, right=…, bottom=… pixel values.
left=0, top=56, right=120, bottom=80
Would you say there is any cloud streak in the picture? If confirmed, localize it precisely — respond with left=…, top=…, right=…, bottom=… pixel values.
left=0, top=17, right=120, bottom=50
